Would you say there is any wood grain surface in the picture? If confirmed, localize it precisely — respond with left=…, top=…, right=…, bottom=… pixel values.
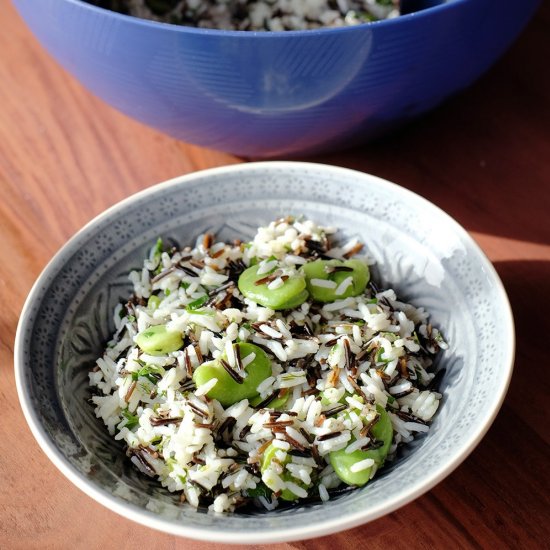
left=1, top=1, right=549, bottom=548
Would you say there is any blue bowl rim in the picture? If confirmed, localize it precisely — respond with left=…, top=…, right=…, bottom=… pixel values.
left=60, top=0, right=471, bottom=37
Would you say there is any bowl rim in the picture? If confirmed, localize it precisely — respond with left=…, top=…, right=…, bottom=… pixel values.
left=14, top=161, right=515, bottom=543
left=54, top=0, right=470, bottom=37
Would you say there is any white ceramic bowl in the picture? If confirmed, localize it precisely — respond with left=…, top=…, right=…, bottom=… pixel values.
left=15, top=162, right=514, bottom=543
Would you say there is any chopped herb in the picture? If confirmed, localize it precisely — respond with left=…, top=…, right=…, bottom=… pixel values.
left=186, top=295, right=209, bottom=311
left=140, top=364, right=165, bottom=383
left=131, top=364, right=165, bottom=383
left=245, top=483, right=272, bottom=498
left=188, top=309, right=214, bottom=316
left=153, top=237, right=163, bottom=259
left=121, top=409, right=139, bottom=430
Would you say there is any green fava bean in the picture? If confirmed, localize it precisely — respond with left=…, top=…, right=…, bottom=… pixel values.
left=329, top=405, right=393, bottom=486
left=301, top=259, right=369, bottom=302
left=147, top=295, right=161, bottom=310
left=260, top=443, right=310, bottom=501
left=238, top=264, right=307, bottom=310
left=135, top=324, right=183, bottom=355
left=192, top=342, right=271, bottom=407
left=276, top=289, right=309, bottom=310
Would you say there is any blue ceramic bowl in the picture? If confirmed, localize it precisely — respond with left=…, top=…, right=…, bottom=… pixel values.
left=14, top=0, right=539, bottom=157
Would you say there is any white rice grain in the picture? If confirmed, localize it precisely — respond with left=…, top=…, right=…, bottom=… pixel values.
left=335, top=276, right=353, bottom=296
left=350, top=458, right=375, bottom=473
left=311, top=278, right=337, bottom=289
left=285, top=481, right=308, bottom=499
left=259, top=324, right=283, bottom=339
left=345, top=437, right=371, bottom=454
left=195, top=377, right=218, bottom=396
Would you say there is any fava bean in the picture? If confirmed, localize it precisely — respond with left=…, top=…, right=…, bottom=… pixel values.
left=260, top=443, right=310, bottom=501
left=329, top=405, right=393, bottom=486
left=238, top=264, right=307, bottom=310
left=192, top=342, right=271, bottom=406
left=301, top=259, right=369, bottom=302
left=135, top=324, right=183, bottom=355
left=147, top=295, right=161, bottom=310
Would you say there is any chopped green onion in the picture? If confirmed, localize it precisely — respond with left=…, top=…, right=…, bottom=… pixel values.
left=121, top=409, right=139, bottom=430
left=245, top=483, right=272, bottom=498
left=186, top=295, right=209, bottom=311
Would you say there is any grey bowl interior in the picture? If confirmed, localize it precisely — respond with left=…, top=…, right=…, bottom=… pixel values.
left=16, top=162, right=513, bottom=542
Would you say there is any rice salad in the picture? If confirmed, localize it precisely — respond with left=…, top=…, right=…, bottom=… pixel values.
left=88, top=0, right=400, bottom=31
left=90, top=217, right=447, bottom=513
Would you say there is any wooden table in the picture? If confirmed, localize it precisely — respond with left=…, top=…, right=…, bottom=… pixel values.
left=1, top=1, right=549, bottom=548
